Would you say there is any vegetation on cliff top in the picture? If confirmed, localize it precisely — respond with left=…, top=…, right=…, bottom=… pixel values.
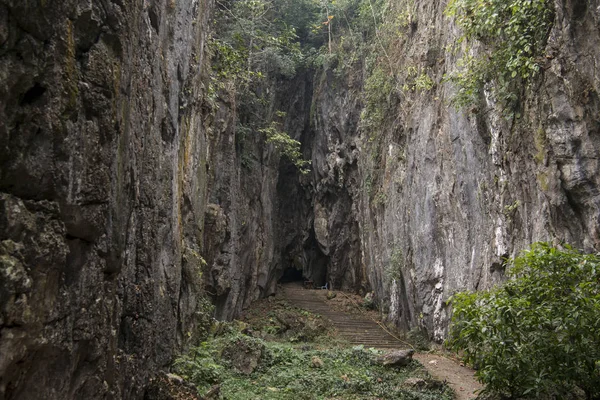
left=208, top=0, right=320, bottom=172
left=445, top=0, right=555, bottom=112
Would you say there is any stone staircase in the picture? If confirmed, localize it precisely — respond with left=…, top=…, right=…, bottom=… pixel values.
left=281, top=283, right=483, bottom=399
left=282, top=283, right=404, bottom=349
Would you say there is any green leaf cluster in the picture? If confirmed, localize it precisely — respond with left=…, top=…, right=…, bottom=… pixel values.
left=445, top=0, right=554, bottom=111
left=361, top=64, right=396, bottom=137
left=213, top=0, right=306, bottom=82
left=447, top=242, right=600, bottom=398
left=383, top=247, right=403, bottom=288
left=209, top=0, right=317, bottom=174
left=259, top=115, right=311, bottom=174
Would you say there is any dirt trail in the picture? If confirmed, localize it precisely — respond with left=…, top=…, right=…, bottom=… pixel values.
left=413, top=353, right=482, bottom=399
left=282, top=283, right=483, bottom=400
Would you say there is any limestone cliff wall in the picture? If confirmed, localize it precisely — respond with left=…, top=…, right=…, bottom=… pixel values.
left=309, top=0, right=600, bottom=340
left=203, top=0, right=600, bottom=341
left=1, top=0, right=599, bottom=396
left=0, top=0, right=212, bottom=398
left=201, top=73, right=315, bottom=320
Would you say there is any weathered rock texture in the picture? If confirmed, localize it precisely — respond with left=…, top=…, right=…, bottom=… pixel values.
left=1, top=0, right=599, bottom=396
left=200, top=0, right=600, bottom=341
left=308, top=0, right=600, bottom=341
left=0, top=0, right=213, bottom=398
left=201, top=73, right=316, bottom=320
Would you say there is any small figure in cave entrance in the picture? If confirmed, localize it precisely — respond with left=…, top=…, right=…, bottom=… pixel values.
left=303, top=279, right=314, bottom=289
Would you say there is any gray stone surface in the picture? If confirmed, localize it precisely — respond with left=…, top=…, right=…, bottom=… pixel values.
left=1, top=0, right=599, bottom=396
left=376, top=349, right=415, bottom=368
left=0, top=0, right=213, bottom=398
left=306, top=0, right=600, bottom=341
left=201, top=73, right=317, bottom=320
left=204, top=0, right=600, bottom=344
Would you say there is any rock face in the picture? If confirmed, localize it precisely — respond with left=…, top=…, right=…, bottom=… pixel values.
left=1, top=0, right=600, bottom=396
left=0, top=0, right=213, bottom=398
left=201, top=73, right=317, bottom=320
left=191, top=0, right=600, bottom=341
left=306, top=0, right=600, bottom=341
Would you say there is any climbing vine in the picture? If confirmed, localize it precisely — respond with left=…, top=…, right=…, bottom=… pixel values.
left=445, top=0, right=555, bottom=111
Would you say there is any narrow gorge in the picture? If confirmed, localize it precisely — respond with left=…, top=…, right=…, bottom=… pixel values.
left=1, top=0, right=599, bottom=398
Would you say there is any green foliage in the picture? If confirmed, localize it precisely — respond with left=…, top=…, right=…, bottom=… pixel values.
left=214, top=0, right=303, bottom=81
left=276, top=0, right=322, bottom=46
left=445, top=0, right=554, bottom=111
left=361, top=63, right=396, bottom=137
left=209, top=0, right=316, bottom=174
left=174, top=330, right=452, bottom=399
left=173, top=341, right=227, bottom=392
left=383, top=248, right=403, bottom=288
left=503, top=199, right=521, bottom=216
left=331, top=0, right=416, bottom=139
left=192, top=296, right=216, bottom=342
left=447, top=242, right=600, bottom=398
left=259, top=112, right=311, bottom=174
left=402, top=66, right=434, bottom=92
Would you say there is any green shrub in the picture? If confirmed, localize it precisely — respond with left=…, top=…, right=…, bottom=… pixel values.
left=259, top=112, right=311, bottom=174
left=361, top=64, right=396, bottom=138
left=447, top=242, right=600, bottom=398
left=173, top=341, right=227, bottom=393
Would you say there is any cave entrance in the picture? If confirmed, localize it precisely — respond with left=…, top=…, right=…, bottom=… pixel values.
left=279, top=265, right=304, bottom=283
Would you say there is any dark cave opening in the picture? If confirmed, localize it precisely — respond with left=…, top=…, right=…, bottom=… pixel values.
left=276, top=229, right=330, bottom=287
left=20, top=83, right=46, bottom=105
left=279, top=266, right=304, bottom=283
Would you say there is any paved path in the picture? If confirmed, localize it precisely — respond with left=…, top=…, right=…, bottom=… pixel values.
left=281, top=283, right=483, bottom=400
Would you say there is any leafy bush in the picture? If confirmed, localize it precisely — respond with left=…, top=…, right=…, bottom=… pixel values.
left=445, top=0, right=554, bottom=111
left=173, top=341, right=227, bottom=393
left=383, top=248, right=403, bottom=289
left=447, top=242, right=600, bottom=398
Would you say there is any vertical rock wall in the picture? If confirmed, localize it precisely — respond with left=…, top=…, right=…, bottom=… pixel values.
left=309, top=0, right=600, bottom=340
left=1, top=0, right=598, bottom=396
left=201, top=0, right=600, bottom=338
left=202, top=73, right=316, bottom=319
left=0, top=0, right=212, bottom=398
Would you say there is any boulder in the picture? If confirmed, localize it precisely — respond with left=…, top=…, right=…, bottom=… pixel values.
left=376, top=349, right=415, bottom=368
left=221, top=339, right=264, bottom=375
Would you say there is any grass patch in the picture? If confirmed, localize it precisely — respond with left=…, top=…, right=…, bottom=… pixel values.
left=173, top=297, right=451, bottom=400
left=174, top=331, right=452, bottom=399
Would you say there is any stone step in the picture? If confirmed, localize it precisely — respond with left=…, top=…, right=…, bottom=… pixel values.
left=282, top=284, right=407, bottom=350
